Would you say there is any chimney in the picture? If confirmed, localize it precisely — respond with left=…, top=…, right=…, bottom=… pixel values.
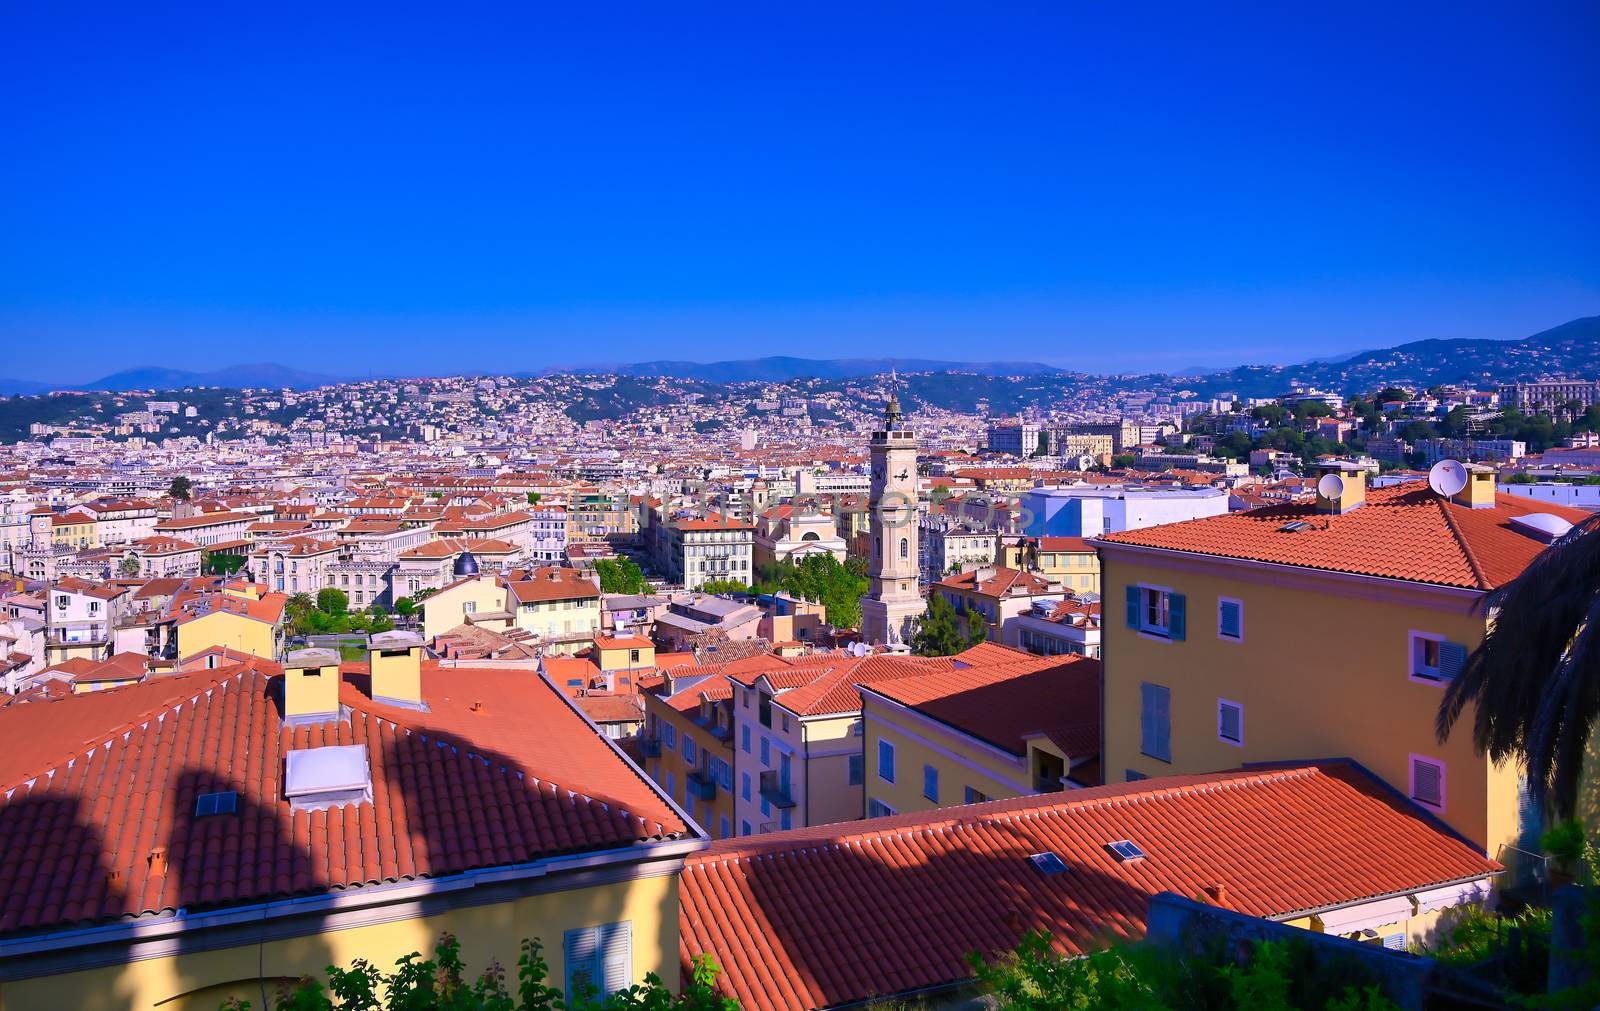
left=1312, top=462, right=1367, bottom=515
left=148, top=847, right=167, bottom=878
left=1204, top=881, right=1228, bottom=906
left=367, top=631, right=426, bottom=709
left=1454, top=464, right=1498, bottom=510
left=282, top=647, right=343, bottom=724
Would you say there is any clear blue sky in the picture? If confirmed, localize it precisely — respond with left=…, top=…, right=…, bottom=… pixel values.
left=2, top=3, right=1596, bottom=382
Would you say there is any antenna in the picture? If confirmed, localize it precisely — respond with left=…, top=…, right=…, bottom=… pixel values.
left=1316, top=472, right=1345, bottom=501
left=1428, top=459, right=1468, bottom=498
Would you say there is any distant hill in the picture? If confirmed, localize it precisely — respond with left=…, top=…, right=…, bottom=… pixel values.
left=0, top=363, right=346, bottom=394
left=541, top=356, right=1068, bottom=382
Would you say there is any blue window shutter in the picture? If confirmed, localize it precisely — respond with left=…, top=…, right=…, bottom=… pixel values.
left=1125, top=585, right=1141, bottom=628
left=1168, top=593, right=1186, bottom=641
left=1140, top=683, right=1155, bottom=756
left=564, top=926, right=599, bottom=998
left=1438, top=641, right=1467, bottom=680
left=1155, top=686, right=1171, bottom=760
left=1220, top=600, right=1241, bottom=639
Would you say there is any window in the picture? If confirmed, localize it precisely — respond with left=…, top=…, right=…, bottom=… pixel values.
left=742, top=689, right=750, bottom=708
left=194, top=791, right=238, bottom=817
left=719, top=815, right=730, bottom=839
left=868, top=798, right=896, bottom=818
left=758, top=693, right=772, bottom=728
left=741, top=725, right=751, bottom=753
left=923, top=764, right=939, bottom=803
left=1139, top=682, right=1171, bottom=762
left=741, top=773, right=751, bottom=801
left=664, top=772, right=674, bottom=797
left=848, top=754, right=864, bottom=785
left=741, top=820, right=752, bottom=836
left=662, top=723, right=677, bottom=751
left=899, top=537, right=909, bottom=559
left=878, top=738, right=896, bottom=784
left=780, top=808, right=792, bottom=830
left=1125, top=769, right=1148, bottom=782
left=1410, top=633, right=1466, bottom=683
left=1218, top=699, right=1243, bottom=745
left=463, top=601, right=476, bottom=614
left=782, top=714, right=790, bottom=733
left=1411, top=755, right=1446, bottom=811
left=1125, top=585, right=1185, bottom=640
left=1218, top=598, right=1243, bottom=641
left=563, top=922, right=631, bottom=999
left=760, top=737, right=770, bottom=767
left=964, top=786, right=990, bottom=804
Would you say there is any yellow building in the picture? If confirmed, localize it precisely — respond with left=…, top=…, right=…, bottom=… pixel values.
left=507, top=567, right=602, bottom=655
left=0, top=650, right=702, bottom=1011
left=859, top=646, right=1101, bottom=818
left=51, top=509, right=99, bottom=549
left=643, top=667, right=738, bottom=840
left=173, top=589, right=288, bottom=662
left=1097, top=465, right=1592, bottom=872
left=1012, top=535, right=1101, bottom=593
left=420, top=572, right=512, bottom=641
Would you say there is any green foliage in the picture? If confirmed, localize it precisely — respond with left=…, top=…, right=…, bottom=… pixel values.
left=219, top=933, right=736, bottom=1011
left=910, top=592, right=967, bottom=656
left=394, top=597, right=418, bottom=618
left=1034, top=431, right=1049, bottom=457
left=965, top=606, right=988, bottom=646
left=700, top=579, right=752, bottom=596
left=969, top=931, right=1401, bottom=1011
left=317, top=588, right=350, bottom=615
left=526, top=492, right=543, bottom=506
left=1506, top=472, right=1537, bottom=484
left=1544, top=819, right=1590, bottom=873
left=1111, top=454, right=1137, bottom=469
left=413, top=587, right=437, bottom=602
left=596, top=558, right=647, bottom=595
left=778, top=553, right=867, bottom=630
left=169, top=475, right=193, bottom=500
left=118, top=554, right=142, bottom=577
left=206, top=553, right=247, bottom=575
left=1421, top=903, right=1551, bottom=969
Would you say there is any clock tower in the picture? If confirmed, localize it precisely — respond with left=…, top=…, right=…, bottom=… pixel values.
left=860, top=391, right=925, bottom=646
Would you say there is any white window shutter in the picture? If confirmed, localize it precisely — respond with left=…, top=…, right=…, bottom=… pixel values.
left=600, top=921, right=632, bottom=995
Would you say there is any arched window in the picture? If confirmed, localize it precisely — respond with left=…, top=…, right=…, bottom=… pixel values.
left=899, top=537, right=909, bottom=560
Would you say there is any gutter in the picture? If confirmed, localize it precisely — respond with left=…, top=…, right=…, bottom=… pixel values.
left=0, top=834, right=707, bottom=969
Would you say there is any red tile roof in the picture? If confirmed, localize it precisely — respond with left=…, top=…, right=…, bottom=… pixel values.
left=0, top=660, right=689, bottom=937
left=679, top=763, right=1499, bottom=1011
left=864, top=652, right=1101, bottom=759
left=506, top=568, right=600, bottom=603
left=1099, top=482, right=1593, bottom=590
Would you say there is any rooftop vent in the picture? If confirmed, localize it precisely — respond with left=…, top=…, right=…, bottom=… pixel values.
left=285, top=744, right=372, bottom=811
left=1509, top=513, right=1574, bottom=543
left=194, top=790, right=238, bottom=817
left=1106, top=839, right=1147, bottom=863
left=1029, top=851, right=1068, bottom=875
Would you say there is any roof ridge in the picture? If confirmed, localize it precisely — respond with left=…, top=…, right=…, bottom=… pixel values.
left=1435, top=497, right=1492, bottom=590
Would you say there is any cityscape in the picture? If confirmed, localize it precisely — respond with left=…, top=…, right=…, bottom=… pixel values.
left=3, top=4, right=1598, bottom=1011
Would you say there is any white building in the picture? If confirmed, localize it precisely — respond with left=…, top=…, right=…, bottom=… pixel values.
left=1019, top=485, right=1230, bottom=538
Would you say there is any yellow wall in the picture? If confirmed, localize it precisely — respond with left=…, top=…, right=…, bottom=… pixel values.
left=284, top=661, right=341, bottom=718
left=598, top=641, right=655, bottom=672
left=1101, top=549, right=1517, bottom=856
left=52, top=520, right=98, bottom=549
left=422, top=577, right=507, bottom=641
left=177, top=611, right=278, bottom=663
left=369, top=647, right=423, bottom=704
left=799, top=713, right=866, bottom=827
left=1034, top=550, right=1101, bottom=594
left=0, top=873, right=680, bottom=1011
left=862, top=696, right=1029, bottom=816
left=644, top=697, right=735, bottom=839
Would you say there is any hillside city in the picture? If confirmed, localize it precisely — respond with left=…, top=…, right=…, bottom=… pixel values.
left=1, top=345, right=1599, bottom=1009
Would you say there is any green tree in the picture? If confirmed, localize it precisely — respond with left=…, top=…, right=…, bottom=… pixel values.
left=700, top=579, right=751, bottom=596
left=394, top=597, right=418, bottom=618
left=317, top=588, right=350, bottom=614
left=118, top=554, right=142, bottom=577
left=221, top=932, right=737, bottom=1010
left=780, top=553, right=867, bottom=629
left=1438, top=513, right=1600, bottom=818
left=595, top=557, right=647, bottom=595
left=911, top=592, right=965, bottom=656
left=168, top=475, right=193, bottom=501
left=413, top=587, right=437, bottom=602
left=1033, top=431, right=1049, bottom=456
left=965, top=607, right=989, bottom=646
left=526, top=492, right=542, bottom=506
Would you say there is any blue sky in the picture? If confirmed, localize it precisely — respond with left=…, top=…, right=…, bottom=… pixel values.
left=2, top=3, right=1596, bottom=381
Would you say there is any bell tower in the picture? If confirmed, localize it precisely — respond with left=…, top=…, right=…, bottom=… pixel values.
left=861, top=387, right=925, bottom=646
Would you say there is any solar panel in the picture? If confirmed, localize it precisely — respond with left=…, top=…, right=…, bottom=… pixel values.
left=1029, top=851, right=1068, bottom=875
left=194, top=791, right=238, bottom=817
left=1106, top=839, right=1146, bottom=862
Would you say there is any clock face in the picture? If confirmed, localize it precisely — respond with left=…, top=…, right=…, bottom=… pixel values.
left=895, top=470, right=908, bottom=481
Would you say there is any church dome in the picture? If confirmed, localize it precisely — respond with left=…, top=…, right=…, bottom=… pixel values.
left=453, top=551, right=480, bottom=577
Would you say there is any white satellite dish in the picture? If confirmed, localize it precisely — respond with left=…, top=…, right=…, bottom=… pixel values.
left=1428, top=459, right=1468, bottom=498
left=1316, top=472, right=1345, bottom=500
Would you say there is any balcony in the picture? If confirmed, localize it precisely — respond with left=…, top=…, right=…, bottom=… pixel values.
left=686, top=770, right=717, bottom=801
left=639, top=738, right=661, bottom=759
left=759, top=770, right=795, bottom=809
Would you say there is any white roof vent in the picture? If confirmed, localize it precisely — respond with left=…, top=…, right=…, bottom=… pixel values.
left=1509, top=513, right=1574, bottom=544
left=285, top=744, right=372, bottom=810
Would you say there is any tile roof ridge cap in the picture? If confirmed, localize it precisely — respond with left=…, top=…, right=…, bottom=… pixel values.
left=1435, top=496, right=1492, bottom=590
left=1, top=665, right=251, bottom=798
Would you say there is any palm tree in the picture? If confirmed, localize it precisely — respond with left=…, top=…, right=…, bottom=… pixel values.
left=1437, top=513, right=1600, bottom=819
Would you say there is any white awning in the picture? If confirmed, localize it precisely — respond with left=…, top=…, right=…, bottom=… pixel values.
left=1415, top=879, right=1489, bottom=915
left=1314, top=895, right=1415, bottom=935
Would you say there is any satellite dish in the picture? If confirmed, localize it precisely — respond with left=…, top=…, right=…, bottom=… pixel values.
left=1428, top=459, right=1468, bottom=498
left=1316, top=472, right=1345, bottom=500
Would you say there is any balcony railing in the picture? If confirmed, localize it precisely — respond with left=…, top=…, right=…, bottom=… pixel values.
left=759, top=770, right=795, bottom=809
left=686, top=770, right=717, bottom=801
left=639, top=738, right=661, bottom=759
